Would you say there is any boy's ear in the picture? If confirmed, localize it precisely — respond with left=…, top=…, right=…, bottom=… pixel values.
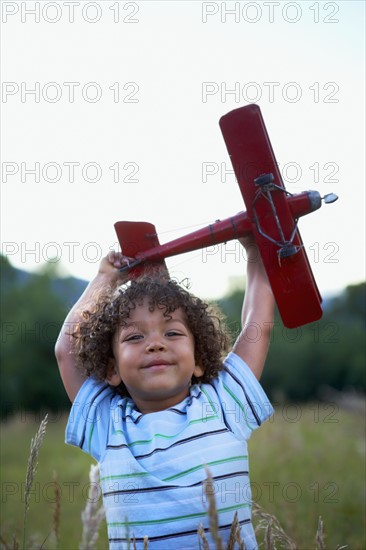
left=193, top=364, right=204, bottom=378
left=106, top=358, right=122, bottom=387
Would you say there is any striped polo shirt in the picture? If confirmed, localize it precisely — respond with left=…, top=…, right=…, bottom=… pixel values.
left=66, top=351, right=273, bottom=549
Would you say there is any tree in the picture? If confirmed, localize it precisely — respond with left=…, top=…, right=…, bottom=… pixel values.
left=0, top=256, right=76, bottom=416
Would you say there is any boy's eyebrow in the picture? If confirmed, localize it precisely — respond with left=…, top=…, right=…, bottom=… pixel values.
left=119, top=317, right=188, bottom=332
left=119, top=321, right=138, bottom=331
left=164, top=318, right=188, bottom=327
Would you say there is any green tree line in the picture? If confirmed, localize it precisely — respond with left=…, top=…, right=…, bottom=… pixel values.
left=1, top=254, right=365, bottom=416
left=217, top=280, right=365, bottom=402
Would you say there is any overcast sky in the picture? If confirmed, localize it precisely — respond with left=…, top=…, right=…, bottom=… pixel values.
left=1, top=0, right=365, bottom=300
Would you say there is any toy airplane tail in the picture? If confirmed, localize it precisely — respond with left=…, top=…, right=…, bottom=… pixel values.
left=113, top=221, right=168, bottom=278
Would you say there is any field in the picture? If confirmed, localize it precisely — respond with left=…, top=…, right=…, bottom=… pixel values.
left=1, top=403, right=365, bottom=549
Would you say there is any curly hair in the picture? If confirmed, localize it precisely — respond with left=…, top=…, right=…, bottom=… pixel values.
left=72, top=275, right=230, bottom=396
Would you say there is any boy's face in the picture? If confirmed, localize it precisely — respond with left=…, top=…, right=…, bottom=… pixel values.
left=108, top=299, right=204, bottom=414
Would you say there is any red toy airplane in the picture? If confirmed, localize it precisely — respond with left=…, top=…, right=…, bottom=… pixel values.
left=114, top=104, right=337, bottom=328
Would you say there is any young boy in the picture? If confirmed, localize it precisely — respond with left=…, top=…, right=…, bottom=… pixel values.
left=55, top=238, right=275, bottom=549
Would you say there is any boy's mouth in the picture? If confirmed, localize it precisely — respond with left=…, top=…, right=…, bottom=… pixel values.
left=143, top=359, right=171, bottom=369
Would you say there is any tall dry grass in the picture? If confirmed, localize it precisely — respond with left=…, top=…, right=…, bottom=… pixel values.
left=23, top=414, right=48, bottom=549
left=52, top=471, right=61, bottom=546
left=80, top=464, right=105, bottom=550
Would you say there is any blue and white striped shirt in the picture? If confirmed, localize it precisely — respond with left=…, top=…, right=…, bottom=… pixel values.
left=66, top=352, right=273, bottom=549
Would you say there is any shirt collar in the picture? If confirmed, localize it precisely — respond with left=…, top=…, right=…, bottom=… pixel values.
left=119, top=384, right=202, bottom=422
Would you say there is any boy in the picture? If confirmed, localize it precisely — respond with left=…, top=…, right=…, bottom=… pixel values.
left=55, top=238, right=274, bottom=549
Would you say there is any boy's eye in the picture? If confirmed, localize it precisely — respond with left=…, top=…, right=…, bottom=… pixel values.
left=166, top=330, right=182, bottom=337
left=124, top=334, right=143, bottom=342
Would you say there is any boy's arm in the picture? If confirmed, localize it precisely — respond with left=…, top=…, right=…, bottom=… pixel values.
left=55, top=252, right=130, bottom=403
left=232, top=237, right=275, bottom=380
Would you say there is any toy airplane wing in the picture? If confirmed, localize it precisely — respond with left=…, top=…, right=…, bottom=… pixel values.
left=219, top=104, right=322, bottom=328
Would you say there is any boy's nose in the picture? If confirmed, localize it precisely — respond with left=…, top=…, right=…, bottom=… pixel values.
left=146, top=341, right=167, bottom=352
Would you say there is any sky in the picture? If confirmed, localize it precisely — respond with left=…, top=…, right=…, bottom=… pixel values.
left=1, top=0, right=365, bottom=301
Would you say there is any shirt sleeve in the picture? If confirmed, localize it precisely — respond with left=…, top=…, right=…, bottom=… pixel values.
left=211, top=351, right=274, bottom=440
left=65, top=377, right=116, bottom=462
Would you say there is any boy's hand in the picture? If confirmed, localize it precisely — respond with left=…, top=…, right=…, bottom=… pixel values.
left=239, top=234, right=259, bottom=262
left=239, top=235, right=271, bottom=288
left=98, top=251, right=134, bottom=283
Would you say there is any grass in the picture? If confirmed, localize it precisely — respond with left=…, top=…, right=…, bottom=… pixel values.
left=0, top=413, right=108, bottom=549
left=0, top=403, right=364, bottom=549
left=249, top=404, right=365, bottom=548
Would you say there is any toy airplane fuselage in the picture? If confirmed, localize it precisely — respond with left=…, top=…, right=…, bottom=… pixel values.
left=114, top=105, right=337, bottom=328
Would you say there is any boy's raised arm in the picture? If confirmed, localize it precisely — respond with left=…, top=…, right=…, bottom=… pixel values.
left=232, top=237, right=275, bottom=380
left=55, top=252, right=130, bottom=402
